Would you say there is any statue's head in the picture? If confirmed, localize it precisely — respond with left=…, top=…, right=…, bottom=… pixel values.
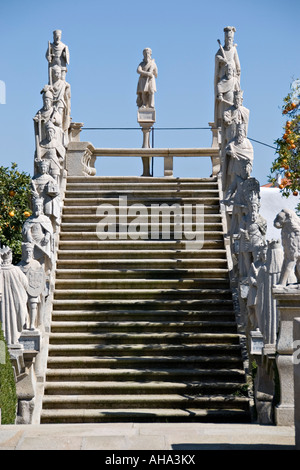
left=45, top=120, right=56, bottom=140
left=234, top=90, right=244, bottom=107
left=41, top=86, right=53, bottom=110
left=143, top=48, right=152, bottom=61
left=51, top=64, right=62, bottom=82
left=224, top=26, right=236, bottom=48
left=53, top=29, right=62, bottom=43
left=22, top=242, right=34, bottom=263
left=37, top=158, right=50, bottom=174
left=32, top=197, right=44, bottom=216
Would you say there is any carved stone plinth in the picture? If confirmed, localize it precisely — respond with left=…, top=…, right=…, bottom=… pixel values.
left=65, top=141, right=96, bottom=177
left=272, top=285, right=300, bottom=425
left=19, top=329, right=41, bottom=353
left=294, top=317, right=300, bottom=449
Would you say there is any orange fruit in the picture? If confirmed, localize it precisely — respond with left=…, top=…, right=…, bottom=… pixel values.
left=279, top=184, right=284, bottom=189
left=293, top=191, right=299, bottom=196
left=9, top=190, right=15, bottom=197
left=8, top=210, right=14, bottom=217
left=23, top=211, right=31, bottom=218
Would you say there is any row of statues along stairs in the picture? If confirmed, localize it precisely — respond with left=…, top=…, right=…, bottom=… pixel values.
left=40, top=174, right=251, bottom=424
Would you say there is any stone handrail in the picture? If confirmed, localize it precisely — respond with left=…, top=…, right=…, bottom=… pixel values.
left=66, top=141, right=221, bottom=177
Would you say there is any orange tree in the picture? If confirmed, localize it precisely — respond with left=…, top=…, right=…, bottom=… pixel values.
left=270, top=79, right=300, bottom=210
left=0, top=162, right=32, bottom=263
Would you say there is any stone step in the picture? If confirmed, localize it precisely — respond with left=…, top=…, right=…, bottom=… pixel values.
left=61, top=214, right=222, bottom=224
left=43, top=379, right=245, bottom=396
left=53, top=287, right=233, bottom=301
left=48, top=332, right=240, bottom=345
left=56, top=259, right=228, bottom=270
left=46, top=354, right=243, bottom=369
left=56, top=249, right=227, bottom=260
left=40, top=407, right=251, bottom=424
left=66, top=179, right=218, bottom=189
left=50, top=319, right=237, bottom=334
left=59, top=230, right=224, bottom=241
left=55, top=268, right=230, bottom=280
left=47, top=343, right=242, bottom=357
left=58, top=240, right=225, bottom=250
left=41, top=394, right=249, bottom=410
left=63, top=205, right=221, bottom=215
left=51, top=309, right=236, bottom=322
left=44, top=367, right=245, bottom=382
left=64, top=196, right=221, bottom=205
left=60, top=224, right=223, bottom=234
left=52, top=298, right=234, bottom=311
left=54, top=278, right=230, bottom=290
left=64, top=188, right=220, bottom=197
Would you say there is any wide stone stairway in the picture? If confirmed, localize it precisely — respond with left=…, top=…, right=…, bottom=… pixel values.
left=40, top=175, right=251, bottom=424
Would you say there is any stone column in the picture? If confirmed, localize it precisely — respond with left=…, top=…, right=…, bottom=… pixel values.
left=272, top=286, right=300, bottom=425
left=137, top=108, right=155, bottom=177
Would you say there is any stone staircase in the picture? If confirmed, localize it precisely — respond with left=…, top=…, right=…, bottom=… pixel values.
left=40, top=176, right=251, bottom=424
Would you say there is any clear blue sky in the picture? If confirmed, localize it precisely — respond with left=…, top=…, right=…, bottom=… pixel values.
left=0, top=0, right=299, bottom=181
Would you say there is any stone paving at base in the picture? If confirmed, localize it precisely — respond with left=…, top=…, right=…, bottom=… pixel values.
left=0, top=423, right=296, bottom=450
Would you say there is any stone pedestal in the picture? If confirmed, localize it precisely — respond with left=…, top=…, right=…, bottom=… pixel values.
left=294, top=317, right=300, bottom=449
left=65, top=141, right=96, bottom=177
left=272, top=285, right=300, bottom=425
left=137, top=107, right=155, bottom=177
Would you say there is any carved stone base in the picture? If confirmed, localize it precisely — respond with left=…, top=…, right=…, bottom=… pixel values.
left=137, top=107, right=156, bottom=124
left=19, top=329, right=41, bottom=352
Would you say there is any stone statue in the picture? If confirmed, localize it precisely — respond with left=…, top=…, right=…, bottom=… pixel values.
left=40, top=120, right=66, bottom=182
left=247, top=244, right=268, bottom=333
left=239, top=198, right=267, bottom=279
left=50, top=65, right=71, bottom=137
left=214, top=26, right=241, bottom=127
left=18, top=243, right=46, bottom=330
left=136, top=48, right=158, bottom=109
left=223, top=90, right=249, bottom=146
left=274, top=208, right=300, bottom=286
left=224, top=123, right=254, bottom=191
left=22, top=197, right=54, bottom=273
left=0, top=246, right=28, bottom=346
left=46, top=29, right=70, bottom=82
left=216, top=63, right=240, bottom=112
left=31, top=159, right=61, bottom=229
left=33, top=86, right=63, bottom=156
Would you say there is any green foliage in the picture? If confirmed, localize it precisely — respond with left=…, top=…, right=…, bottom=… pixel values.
left=0, top=162, right=32, bottom=263
left=0, top=323, right=17, bottom=424
left=270, top=79, right=300, bottom=211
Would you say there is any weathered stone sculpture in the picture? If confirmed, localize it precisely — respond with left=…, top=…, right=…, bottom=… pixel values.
left=214, top=26, right=241, bottom=128
left=40, top=121, right=66, bottom=183
left=239, top=197, right=267, bottom=279
left=46, top=29, right=70, bottom=82
left=0, top=246, right=28, bottom=346
left=31, top=159, right=61, bottom=229
left=136, top=48, right=158, bottom=109
left=223, top=90, right=249, bottom=146
left=224, top=123, right=254, bottom=191
left=22, top=197, right=54, bottom=273
left=136, top=48, right=158, bottom=177
left=274, top=208, right=300, bottom=286
left=18, top=243, right=46, bottom=331
left=50, top=64, right=71, bottom=137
